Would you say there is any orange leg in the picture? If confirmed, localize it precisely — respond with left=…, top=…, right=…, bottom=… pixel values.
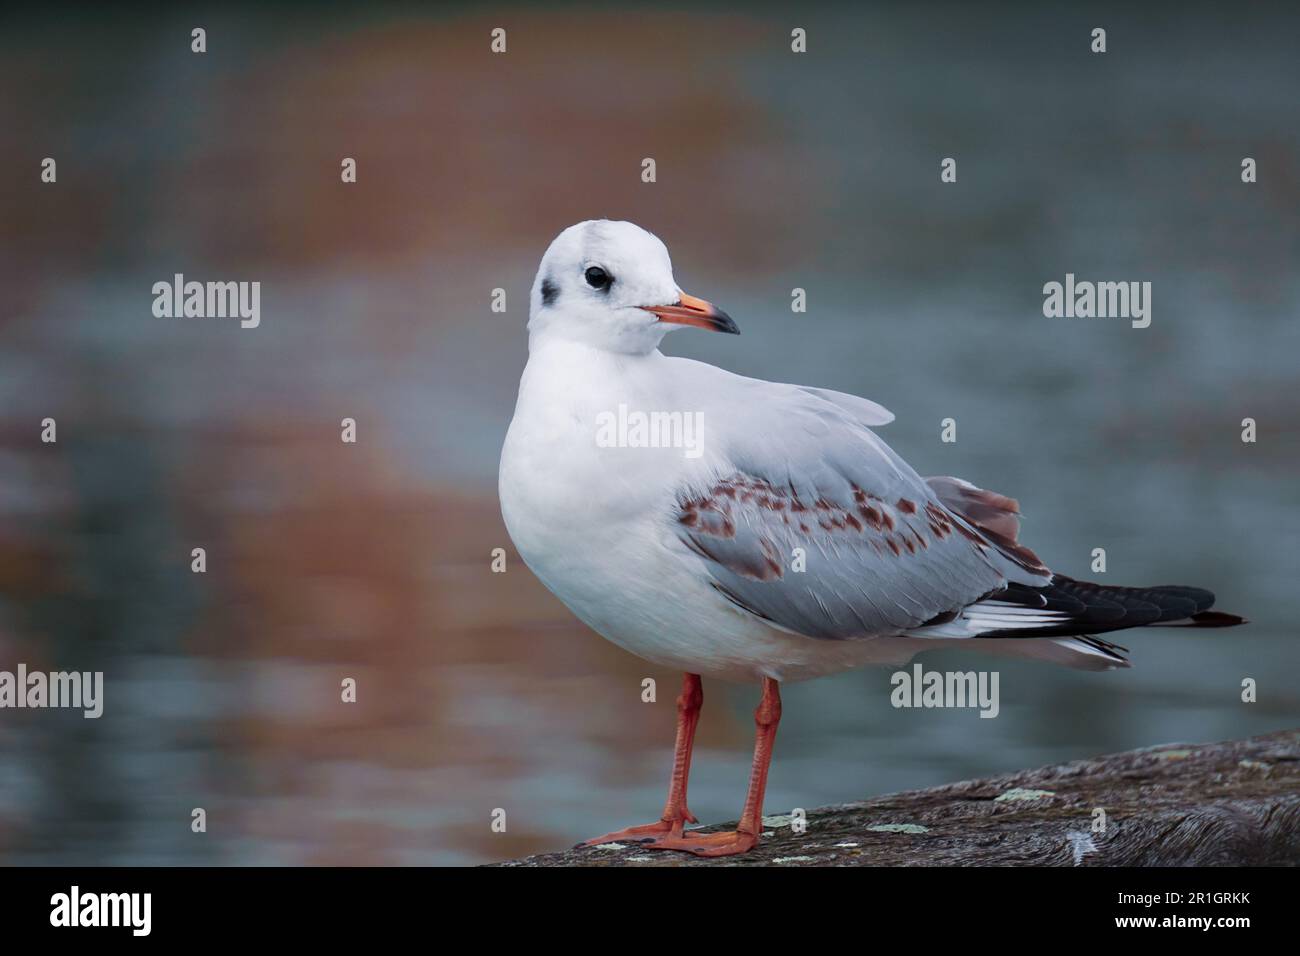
left=582, top=676, right=783, bottom=858
left=579, top=673, right=703, bottom=845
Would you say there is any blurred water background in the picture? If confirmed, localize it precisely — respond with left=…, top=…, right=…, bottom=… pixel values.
left=0, top=2, right=1296, bottom=865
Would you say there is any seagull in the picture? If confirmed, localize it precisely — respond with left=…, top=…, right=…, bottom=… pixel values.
left=498, top=219, right=1245, bottom=857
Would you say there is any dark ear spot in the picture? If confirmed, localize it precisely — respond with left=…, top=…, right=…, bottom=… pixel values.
left=541, top=278, right=558, bottom=307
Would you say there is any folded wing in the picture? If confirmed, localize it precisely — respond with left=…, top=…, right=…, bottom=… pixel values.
left=672, top=385, right=1049, bottom=641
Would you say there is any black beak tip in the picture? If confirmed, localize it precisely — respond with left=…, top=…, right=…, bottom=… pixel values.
left=715, top=311, right=740, bottom=335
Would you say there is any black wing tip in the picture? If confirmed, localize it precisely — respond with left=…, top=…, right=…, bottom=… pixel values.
left=976, top=577, right=1247, bottom=638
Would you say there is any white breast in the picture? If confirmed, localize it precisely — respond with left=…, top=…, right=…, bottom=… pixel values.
left=498, top=340, right=694, bottom=634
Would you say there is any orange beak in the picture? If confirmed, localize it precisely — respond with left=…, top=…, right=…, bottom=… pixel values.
left=641, top=291, right=739, bottom=334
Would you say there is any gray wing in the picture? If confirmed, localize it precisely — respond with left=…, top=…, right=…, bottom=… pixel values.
left=673, top=385, right=1048, bottom=640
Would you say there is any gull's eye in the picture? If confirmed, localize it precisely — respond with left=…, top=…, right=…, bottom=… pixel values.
left=584, top=266, right=612, bottom=291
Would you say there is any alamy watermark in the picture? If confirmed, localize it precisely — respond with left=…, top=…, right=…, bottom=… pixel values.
left=594, top=403, right=704, bottom=459
left=1043, top=273, right=1150, bottom=328
left=50, top=886, right=150, bottom=936
left=890, top=663, right=999, bottom=718
left=0, top=664, right=103, bottom=718
left=152, top=274, right=260, bottom=328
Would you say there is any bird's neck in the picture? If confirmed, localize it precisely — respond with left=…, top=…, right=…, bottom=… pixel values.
left=526, top=334, right=660, bottom=372
left=517, top=338, right=663, bottom=415
left=526, top=312, right=670, bottom=357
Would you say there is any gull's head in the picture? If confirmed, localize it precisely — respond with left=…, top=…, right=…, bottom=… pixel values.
left=527, top=219, right=737, bottom=354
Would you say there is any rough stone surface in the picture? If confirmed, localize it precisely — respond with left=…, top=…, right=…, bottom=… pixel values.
left=493, top=730, right=1300, bottom=866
